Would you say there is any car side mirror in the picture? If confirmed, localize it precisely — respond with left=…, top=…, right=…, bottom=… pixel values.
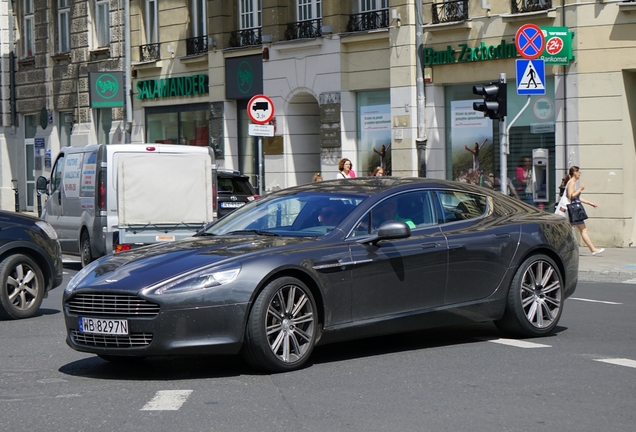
left=356, top=220, right=411, bottom=245
left=36, top=176, right=49, bottom=195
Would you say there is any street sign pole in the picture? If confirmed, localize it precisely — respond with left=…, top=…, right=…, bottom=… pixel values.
left=499, top=73, right=508, bottom=196
left=258, top=137, right=264, bottom=196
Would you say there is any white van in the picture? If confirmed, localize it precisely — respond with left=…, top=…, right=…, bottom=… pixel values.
left=36, top=144, right=214, bottom=266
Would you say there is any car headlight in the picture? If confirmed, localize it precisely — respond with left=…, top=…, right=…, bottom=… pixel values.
left=65, top=259, right=101, bottom=295
left=36, top=221, right=58, bottom=240
left=149, top=266, right=241, bottom=295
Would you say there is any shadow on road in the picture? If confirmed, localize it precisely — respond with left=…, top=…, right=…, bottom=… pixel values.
left=57, top=322, right=566, bottom=380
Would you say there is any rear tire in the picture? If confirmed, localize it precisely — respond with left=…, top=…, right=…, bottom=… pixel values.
left=0, top=254, right=45, bottom=320
left=243, top=277, right=317, bottom=373
left=495, top=254, right=563, bottom=337
left=80, top=232, right=93, bottom=268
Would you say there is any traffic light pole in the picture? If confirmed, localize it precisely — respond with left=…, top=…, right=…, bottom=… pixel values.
left=498, top=74, right=508, bottom=195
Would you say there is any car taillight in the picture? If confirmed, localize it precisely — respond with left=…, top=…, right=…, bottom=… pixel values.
left=212, top=187, right=218, bottom=212
left=97, top=170, right=106, bottom=210
left=115, top=244, right=131, bottom=253
left=247, top=195, right=259, bottom=202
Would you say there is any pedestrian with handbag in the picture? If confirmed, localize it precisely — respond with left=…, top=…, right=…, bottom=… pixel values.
left=555, top=166, right=605, bottom=256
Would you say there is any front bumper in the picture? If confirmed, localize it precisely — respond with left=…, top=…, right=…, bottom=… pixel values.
left=64, top=301, right=249, bottom=357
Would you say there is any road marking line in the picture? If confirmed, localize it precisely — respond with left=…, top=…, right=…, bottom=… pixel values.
left=622, top=279, right=636, bottom=284
left=594, top=358, right=636, bottom=369
left=140, top=390, right=193, bottom=411
left=570, top=297, right=622, bottom=305
left=479, top=338, right=551, bottom=348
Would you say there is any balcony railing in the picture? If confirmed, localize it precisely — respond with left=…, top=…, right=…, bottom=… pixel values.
left=229, top=28, right=262, bottom=48
left=347, top=9, right=389, bottom=32
left=511, top=0, right=552, bottom=14
left=139, top=43, right=160, bottom=62
left=432, top=0, right=469, bottom=24
left=186, top=35, right=208, bottom=55
left=285, top=18, right=322, bottom=41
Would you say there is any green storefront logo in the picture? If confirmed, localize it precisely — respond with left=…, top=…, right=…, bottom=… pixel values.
left=423, top=27, right=573, bottom=67
left=237, top=61, right=253, bottom=94
left=96, top=74, right=119, bottom=99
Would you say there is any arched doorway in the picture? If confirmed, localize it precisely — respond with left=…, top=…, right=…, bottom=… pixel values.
left=285, top=92, right=321, bottom=186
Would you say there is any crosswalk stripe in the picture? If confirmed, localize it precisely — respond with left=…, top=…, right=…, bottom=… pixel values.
left=594, top=358, right=636, bottom=369
left=570, top=297, right=622, bottom=305
left=140, top=390, right=193, bottom=411
left=478, top=338, right=551, bottom=348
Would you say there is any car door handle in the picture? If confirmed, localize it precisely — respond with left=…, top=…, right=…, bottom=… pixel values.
left=495, top=233, right=510, bottom=239
left=421, top=242, right=440, bottom=249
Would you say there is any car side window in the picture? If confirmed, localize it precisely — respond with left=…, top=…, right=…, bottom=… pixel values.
left=351, top=190, right=437, bottom=237
left=436, top=190, right=487, bottom=223
left=50, top=156, right=65, bottom=194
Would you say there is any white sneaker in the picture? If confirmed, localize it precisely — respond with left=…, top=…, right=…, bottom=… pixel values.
left=592, top=248, right=605, bottom=256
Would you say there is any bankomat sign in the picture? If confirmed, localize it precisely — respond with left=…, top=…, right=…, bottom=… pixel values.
left=423, top=26, right=573, bottom=67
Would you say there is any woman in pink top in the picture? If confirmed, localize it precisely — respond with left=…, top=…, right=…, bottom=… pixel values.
left=337, top=158, right=356, bottom=178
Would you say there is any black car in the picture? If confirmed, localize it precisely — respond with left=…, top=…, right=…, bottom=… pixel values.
left=215, top=169, right=259, bottom=218
left=62, top=178, right=578, bottom=372
left=0, top=210, right=63, bottom=319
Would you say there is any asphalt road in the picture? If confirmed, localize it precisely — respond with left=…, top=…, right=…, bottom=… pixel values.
left=1, top=265, right=635, bottom=432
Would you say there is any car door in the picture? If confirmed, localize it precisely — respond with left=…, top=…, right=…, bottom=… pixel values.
left=42, top=154, right=72, bottom=251
left=348, top=191, right=448, bottom=321
left=435, top=189, right=519, bottom=305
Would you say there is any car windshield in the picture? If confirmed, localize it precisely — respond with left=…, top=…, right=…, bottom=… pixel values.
left=203, top=192, right=366, bottom=237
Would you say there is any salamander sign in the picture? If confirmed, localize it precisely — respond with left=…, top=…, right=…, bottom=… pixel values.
left=136, top=74, right=209, bottom=100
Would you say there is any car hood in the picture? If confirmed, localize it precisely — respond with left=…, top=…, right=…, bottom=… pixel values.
left=73, top=235, right=316, bottom=292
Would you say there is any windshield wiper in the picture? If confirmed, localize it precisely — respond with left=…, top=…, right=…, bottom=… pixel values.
left=195, top=232, right=216, bottom=237
left=225, top=230, right=280, bottom=236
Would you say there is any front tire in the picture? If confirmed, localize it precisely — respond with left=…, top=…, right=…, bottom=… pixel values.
left=243, top=277, right=318, bottom=373
left=495, top=254, right=563, bottom=337
left=0, top=254, right=45, bottom=320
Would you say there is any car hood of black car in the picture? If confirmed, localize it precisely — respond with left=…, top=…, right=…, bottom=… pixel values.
left=73, top=235, right=316, bottom=292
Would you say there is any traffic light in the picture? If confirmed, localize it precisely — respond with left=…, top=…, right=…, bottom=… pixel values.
left=473, top=82, right=507, bottom=120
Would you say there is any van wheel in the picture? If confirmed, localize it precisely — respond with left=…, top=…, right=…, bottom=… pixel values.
left=80, top=233, right=93, bottom=268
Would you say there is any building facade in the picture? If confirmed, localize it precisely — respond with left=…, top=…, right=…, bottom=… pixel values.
left=1, top=0, right=634, bottom=247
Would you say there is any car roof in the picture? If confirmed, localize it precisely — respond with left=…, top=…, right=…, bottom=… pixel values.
left=271, top=177, right=503, bottom=198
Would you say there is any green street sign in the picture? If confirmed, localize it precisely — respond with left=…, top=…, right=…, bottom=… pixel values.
left=540, top=27, right=574, bottom=65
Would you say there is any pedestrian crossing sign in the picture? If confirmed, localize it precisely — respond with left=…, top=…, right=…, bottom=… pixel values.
left=516, top=59, right=545, bottom=95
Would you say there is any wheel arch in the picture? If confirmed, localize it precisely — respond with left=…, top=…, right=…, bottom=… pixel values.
left=513, top=246, right=566, bottom=285
left=247, top=267, right=326, bottom=334
left=0, top=243, right=53, bottom=290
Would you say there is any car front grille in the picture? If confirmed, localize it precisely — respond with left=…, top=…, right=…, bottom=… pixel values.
left=67, top=294, right=160, bottom=318
left=71, top=330, right=153, bottom=348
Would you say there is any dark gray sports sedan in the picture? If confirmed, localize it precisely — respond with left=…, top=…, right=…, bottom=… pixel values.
left=63, top=178, right=578, bottom=372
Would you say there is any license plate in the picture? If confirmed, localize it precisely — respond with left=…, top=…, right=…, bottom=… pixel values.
left=79, top=316, right=129, bottom=335
left=221, top=202, right=245, bottom=208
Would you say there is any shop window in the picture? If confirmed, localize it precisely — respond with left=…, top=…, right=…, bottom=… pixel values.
left=357, top=90, right=391, bottom=177
left=444, top=79, right=556, bottom=208
left=145, top=104, right=210, bottom=147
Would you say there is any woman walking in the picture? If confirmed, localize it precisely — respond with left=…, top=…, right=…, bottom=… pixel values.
left=555, top=166, right=605, bottom=256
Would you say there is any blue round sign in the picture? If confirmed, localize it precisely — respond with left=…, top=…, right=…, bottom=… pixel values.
left=515, top=24, right=545, bottom=60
